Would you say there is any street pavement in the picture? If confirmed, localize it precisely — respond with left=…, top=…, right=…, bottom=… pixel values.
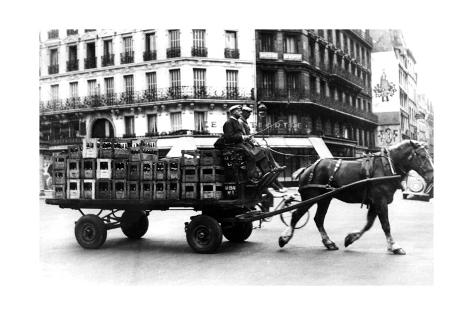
left=40, top=189, right=433, bottom=285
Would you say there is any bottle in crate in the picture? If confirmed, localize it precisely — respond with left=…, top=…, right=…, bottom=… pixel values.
left=167, top=158, right=180, bottom=180
left=67, top=179, right=81, bottom=199
left=154, top=160, right=167, bottom=180
left=52, top=170, right=66, bottom=185
left=53, top=154, right=67, bottom=170
left=200, top=166, right=225, bottom=182
left=82, top=138, right=98, bottom=158
left=113, top=179, right=127, bottom=199
left=167, top=181, right=180, bottom=199
left=96, top=159, right=112, bottom=179
left=200, top=183, right=224, bottom=200
left=153, top=181, right=166, bottom=199
left=81, top=179, right=96, bottom=199
left=199, top=149, right=222, bottom=166
left=130, top=140, right=142, bottom=161
left=96, top=179, right=112, bottom=199
left=67, top=159, right=81, bottom=179
left=112, top=159, right=127, bottom=179
left=98, top=140, right=114, bottom=158
left=127, top=181, right=140, bottom=199
left=140, top=181, right=153, bottom=200
left=181, top=183, right=198, bottom=199
left=181, top=150, right=199, bottom=166
left=82, top=159, right=96, bottom=179
left=68, top=144, right=82, bottom=159
left=128, top=161, right=140, bottom=180
left=182, top=166, right=199, bottom=182
left=113, top=139, right=130, bottom=159
left=142, top=139, right=159, bottom=161
left=141, top=161, right=154, bottom=180
left=53, top=184, right=66, bottom=199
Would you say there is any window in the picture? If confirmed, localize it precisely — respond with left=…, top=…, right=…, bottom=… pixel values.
left=226, top=70, right=238, bottom=97
left=147, top=114, right=157, bottom=133
left=125, top=116, right=135, bottom=136
left=69, top=82, right=78, bottom=98
left=225, top=31, right=237, bottom=49
left=260, top=71, right=275, bottom=97
left=286, top=72, right=299, bottom=92
left=103, top=39, right=113, bottom=55
left=193, top=29, right=206, bottom=48
left=170, top=112, right=182, bottom=132
left=169, top=30, right=180, bottom=48
left=50, top=84, right=59, bottom=101
left=146, top=72, right=157, bottom=92
left=145, top=33, right=156, bottom=51
left=169, top=69, right=181, bottom=96
left=194, top=111, right=207, bottom=132
left=68, top=45, right=77, bottom=62
left=87, top=79, right=97, bottom=96
left=104, top=77, right=114, bottom=97
left=260, top=32, right=274, bottom=52
left=123, top=36, right=133, bottom=53
left=48, top=29, right=59, bottom=39
left=124, top=75, right=134, bottom=94
left=49, top=48, right=58, bottom=74
left=193, top=69, right=206, bottom=97
left=284, top=35, right=298, bottom=53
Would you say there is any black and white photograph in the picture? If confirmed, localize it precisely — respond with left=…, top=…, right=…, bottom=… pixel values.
left=2, top=1, right=472, bottom=314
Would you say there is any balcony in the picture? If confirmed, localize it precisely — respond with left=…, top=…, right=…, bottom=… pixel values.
left=66, top=59, right=79, bottom=72
left=167, top=47, right=181, bottom=58
left=48, top=64, right=59, bottom=75
left=101, top=54, right=115, bottom=67
left=224, top=48, right=239, bottom=59
left=84, top=57, right=97, bottom=69
left=67, top=29, right=78, bottom=36
left=48, top=30, right=59, bottom=40
left=41, top=136, right=83, bottom=146
left=120, top=51, right=134, bottom=64
left=331, top=64, right=365, bottom=88
left=143, top=50, right=157, bottom=61
left=257, top=88, right=307, bottom=102
left=39, top=86, right=254, bottom=114
left=123, top=133, right=136, bottom=138
left=191, top=46, right=208, bottom=57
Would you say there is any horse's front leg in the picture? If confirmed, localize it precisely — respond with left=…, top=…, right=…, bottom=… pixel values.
left=344, top=205, right=377, bottom=248
left=278, top=206, right=309, bottom=248
left=377, top=201, right=406, bottom=255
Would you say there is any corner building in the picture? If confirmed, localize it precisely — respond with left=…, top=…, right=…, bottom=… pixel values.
left=255, top=29, right=377, bottom=180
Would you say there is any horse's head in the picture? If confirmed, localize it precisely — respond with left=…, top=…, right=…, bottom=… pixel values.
left=389, top=140, right=434, bottom=185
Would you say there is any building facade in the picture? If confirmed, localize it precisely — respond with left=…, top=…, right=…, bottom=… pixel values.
left=39, top=28, right=256, bottom=192
left=254, top=29, right=377, bottom=178
left=416, top=93, right=434, bottom=155
left=370, top=30, right=421, bottom=147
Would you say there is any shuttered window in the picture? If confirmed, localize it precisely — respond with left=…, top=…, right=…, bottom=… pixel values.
left=169, top=30, right=180, bottom=48
left=193, top=30, right=205, bottom=48
left=170, top=69, right=181, bottom=88
left=193, top=69, right=206, bottom=88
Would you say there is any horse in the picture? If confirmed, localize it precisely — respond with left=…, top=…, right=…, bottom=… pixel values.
left=278, top=140, right=434, bottom=255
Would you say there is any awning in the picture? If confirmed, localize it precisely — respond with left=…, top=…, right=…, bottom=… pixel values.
left=308, top=137, right=333, bottom=158
left=165, top=137, right=197, bottom=157
left=255, top=136, right=333, bottom=158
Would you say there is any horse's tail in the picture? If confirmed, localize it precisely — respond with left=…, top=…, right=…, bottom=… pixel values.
left=292, top=167, right=306, bottom=180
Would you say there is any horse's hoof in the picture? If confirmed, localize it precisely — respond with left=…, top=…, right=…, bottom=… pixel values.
left=391, top=248, right=406, bottom=255
left=278, top=237, right=287, bottom=248
left=344, top=233, right=358, bottom=247
left=322, top=239, right=339, bottom=250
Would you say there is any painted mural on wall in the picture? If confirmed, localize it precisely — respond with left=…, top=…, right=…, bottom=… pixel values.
left=373, top=71, right=397, bottom=102
left=377, top=126, right=399, bottom=147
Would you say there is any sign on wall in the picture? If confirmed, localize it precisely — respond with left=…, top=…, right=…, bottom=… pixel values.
left=373, top=71, right=397, bottom=102
left=377, top=126, right=400, bottom=146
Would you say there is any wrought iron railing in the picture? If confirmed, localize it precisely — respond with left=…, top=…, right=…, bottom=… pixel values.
left=66, top=59, right=79, bottom=71
left=48, top=30, right=59, bottom=39
left=331, top=64, right=365, bottom=87
left=39, top=86, right=254, bottom=113
left=67, top=29, right=78, bottom=36
left=101, top=54, right=115, bottom=67
left=143, top=50, right=157, bottom=61
left=120, top=51, right=134, bottom=64
left=48, top=64, right=59, bottom=75
left=84, top=57, right=97, bottom=69
left=224, top=48, right=239, bottom=59
left=191, top=46, right=208, bottom=57
left=167, top=47, right=181, bottom=58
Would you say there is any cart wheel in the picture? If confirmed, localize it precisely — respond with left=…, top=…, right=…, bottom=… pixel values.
left=280, top=210, right=310, bottom=229
left=74, top=214, right=107, bottom=249
left=222, top=222, right=253, bottom=242
left=120, top=210, right=149, bottom=239
left=186, top=215, right=222, bottom=254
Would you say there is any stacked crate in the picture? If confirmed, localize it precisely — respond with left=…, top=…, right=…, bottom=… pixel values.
left=199, top=149, right=224, bottom=200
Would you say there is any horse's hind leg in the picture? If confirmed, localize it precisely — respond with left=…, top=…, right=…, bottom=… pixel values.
left=377, top=202, right=406, bottom=255
left=344, top=204, right=377, bottom=248
left=314, top=198, right=338, bottom=250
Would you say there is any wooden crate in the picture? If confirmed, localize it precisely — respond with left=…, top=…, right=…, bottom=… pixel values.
left=81, top=159, right=96, bottom=179
left=199, top=149, right=222, bottom=166
left=154, top=160, right=167, bottom=180
left=167, top=159, right=181, bottom=180
left=53, top=184, right=66, bottom=199
left=81, top=179, right=96, bottom=199
left=53, top=155, right=67, bottom=170
left=112, top=159, right=127, bottom=179
left=141, top=161, right=154, bottom=180
left=98, top=140, right=114, bottom=158
left=127, top=181, right=140, bottom=199
left=96, top=179, right=112, bottom=199
left=96, top=159, right=112, bottom=179
left=181, top=150, right=199, bottom=166
left=181, top=183, right=198, bottom=199
left=67, top=159, right=81, bottom=179
left=67, top=179, right=81, bottom=199
left=68, top=144, right=82, bottom=159
left=200, top=166, right=225, bottom=183
left=140, top=181, right=153, bottom=200
left=52, top=170, right=66, bottom=185
left=113, top=179, right=127, bottom=199
left=200, top=183, right=224, bottom=200
left=153, top=181, right=167, bottom=199
left=82, top=139, right=98, bottom=158
left=167, top=181, right=180, bottom=200
left=182, top=166, right=199, bottom=182
left=127, top=161, right=140, bottom=180
left=113, top=140, right=130, bottom=158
